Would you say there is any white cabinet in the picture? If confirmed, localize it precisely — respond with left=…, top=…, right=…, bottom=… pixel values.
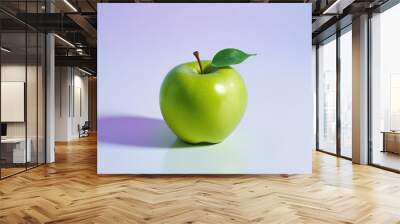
left=1, top=138, right=32, bottom=163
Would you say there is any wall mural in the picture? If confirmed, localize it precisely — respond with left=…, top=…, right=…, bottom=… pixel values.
left=97, top=3, right=313, bottom=174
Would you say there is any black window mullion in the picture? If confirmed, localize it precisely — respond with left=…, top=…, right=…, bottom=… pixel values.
left=0, top=25, right=2, bottom=179
left=36, top=0, right=39, bottom=167
left=367, top=11, right=373, bottom=165
left=336, top=30, right=341, bottom=157
left=25, top=0, right=28, bottom=171
left=316, top=45, right=320, bottom=150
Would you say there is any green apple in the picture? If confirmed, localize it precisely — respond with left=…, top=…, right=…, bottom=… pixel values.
left=160, top=48, right=255, bottom=144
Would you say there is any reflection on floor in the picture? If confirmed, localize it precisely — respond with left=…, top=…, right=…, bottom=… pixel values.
left=373, top=150, right=400, bottom=171
left=0, top=167, right=25, bottom=178
left=341, top=147, right=352, bottom=158
left=0, top=162, right=42, bottom=178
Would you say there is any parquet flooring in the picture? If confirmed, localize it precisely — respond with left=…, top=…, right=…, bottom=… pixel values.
left=0, top=167, right=26, bottom=178
left=1, top=134, right=400, bottom=223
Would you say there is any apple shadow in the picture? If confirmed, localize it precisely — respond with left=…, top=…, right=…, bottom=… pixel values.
left=98, top=115, right=203, bottom=149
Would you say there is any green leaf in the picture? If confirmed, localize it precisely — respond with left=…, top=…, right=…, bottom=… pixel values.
left=211, top=48, right=256, bottom=68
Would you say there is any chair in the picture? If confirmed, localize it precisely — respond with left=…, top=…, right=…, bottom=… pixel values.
left=79, top=121, right=90, bottom=138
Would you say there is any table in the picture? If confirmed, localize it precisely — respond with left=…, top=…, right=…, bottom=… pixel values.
left=382, top=131, right=400, bottom=154
left=1, top=138, right=31, bottom=163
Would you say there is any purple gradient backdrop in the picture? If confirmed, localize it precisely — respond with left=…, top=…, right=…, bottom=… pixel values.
left=98, top=3, right=313, bottom=174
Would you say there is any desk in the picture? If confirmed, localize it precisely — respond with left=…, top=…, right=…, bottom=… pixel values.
left=382, top=131, right=400, bottom=154
left=1, top=138, right=31, bottom=163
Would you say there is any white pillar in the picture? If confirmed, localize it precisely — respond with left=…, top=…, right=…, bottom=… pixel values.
left=46, top=33, right=55, bottom=163
left=352, top=14, right=369, bottom=164
left=46, top=1, right=55, bottom=163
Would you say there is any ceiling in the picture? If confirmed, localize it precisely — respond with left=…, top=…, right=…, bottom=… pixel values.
left=0, top=0, right=392, bottom=74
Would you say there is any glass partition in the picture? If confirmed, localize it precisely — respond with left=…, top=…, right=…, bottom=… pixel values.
left=0, top=1, right=46, bottom=179
left=0, top=31, right=28, bottom=177
left=27, top=31, right=38, bottom=169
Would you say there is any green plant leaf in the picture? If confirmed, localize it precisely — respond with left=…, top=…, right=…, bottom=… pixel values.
left=211, top=48, right=256, bottom=68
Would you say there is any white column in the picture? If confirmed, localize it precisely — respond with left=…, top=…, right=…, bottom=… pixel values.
left=45, top=0, right=55, bottom=163
left=352, top=14, right=369, bottom=164
left=46, top=33, right=55, bottom=163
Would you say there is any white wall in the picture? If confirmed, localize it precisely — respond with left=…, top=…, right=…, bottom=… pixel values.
left=1, top=65, right=40, bottom=138
left=1, top=65, right=28, bottom=141
left=55, top=66, right=70, bottom=141
left=55, top=67, right=89, bottom=141
left=70, top=73, right=89, bottom=138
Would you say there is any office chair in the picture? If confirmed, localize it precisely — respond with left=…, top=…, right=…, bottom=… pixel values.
left=79, top=121, right=90, bottom=138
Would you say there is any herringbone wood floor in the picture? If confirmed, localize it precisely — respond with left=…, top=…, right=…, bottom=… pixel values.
left=1, top=134, right=400, bottom=224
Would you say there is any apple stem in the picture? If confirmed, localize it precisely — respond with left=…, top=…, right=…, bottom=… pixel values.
left=193, top=51, right=204, bottom=74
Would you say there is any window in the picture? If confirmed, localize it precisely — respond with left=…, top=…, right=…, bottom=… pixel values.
left=339, top=28, right=352, bottom=158
left=371, top=3, right=400, bottom=171
left=317, top=36, right=337, bottom=154
left=316, top=25, right=353, bottom=159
